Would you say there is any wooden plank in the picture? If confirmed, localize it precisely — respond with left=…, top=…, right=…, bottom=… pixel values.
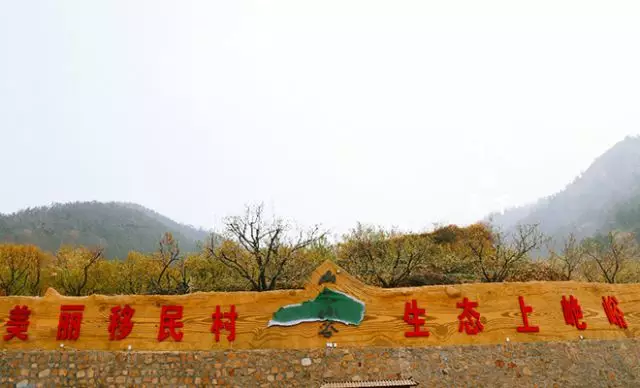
left=1, top=260, right=638, bottom=351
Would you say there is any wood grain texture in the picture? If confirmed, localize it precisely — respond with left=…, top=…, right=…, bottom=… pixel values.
left=1, top=261, right=638, bottom=351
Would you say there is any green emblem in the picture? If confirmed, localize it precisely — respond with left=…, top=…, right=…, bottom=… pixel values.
left=268, top=288, right=365, bottom=327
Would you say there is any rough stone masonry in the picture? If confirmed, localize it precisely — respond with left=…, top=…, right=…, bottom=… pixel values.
left=1, top=339, right=639, bottom=387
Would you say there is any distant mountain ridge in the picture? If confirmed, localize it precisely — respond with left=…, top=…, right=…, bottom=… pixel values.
left=0, top=201, right=211, bottom=258
left=487, top=136, right=640, bottom=245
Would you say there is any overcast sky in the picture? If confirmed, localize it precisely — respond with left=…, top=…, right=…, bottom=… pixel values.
left=1, top=1, right=639, bottom=235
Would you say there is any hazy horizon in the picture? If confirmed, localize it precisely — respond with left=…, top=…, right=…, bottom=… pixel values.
left=2, top=1, right=639, bottom=235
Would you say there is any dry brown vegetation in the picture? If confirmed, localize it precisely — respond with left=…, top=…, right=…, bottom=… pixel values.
left=2, top=204, right=640, bottom=296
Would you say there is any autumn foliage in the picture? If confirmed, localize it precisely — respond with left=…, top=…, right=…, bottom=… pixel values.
left=0, top=244, right=48, bottom=296
left=2, top=209, right=640, bottom=296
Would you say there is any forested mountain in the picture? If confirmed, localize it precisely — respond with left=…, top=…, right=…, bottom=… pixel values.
left=487, top=136, right=640, bottom=245
left=0, top=201, right=210, bottom=258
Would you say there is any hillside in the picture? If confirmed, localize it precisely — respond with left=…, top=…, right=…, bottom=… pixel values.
left=0, top=201, right=210, bottom=258
left=487, top=136, right=640, bottom=245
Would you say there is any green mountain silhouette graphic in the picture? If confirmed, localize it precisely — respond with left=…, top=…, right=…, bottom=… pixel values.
left=268, top=288, right=365, bottom=327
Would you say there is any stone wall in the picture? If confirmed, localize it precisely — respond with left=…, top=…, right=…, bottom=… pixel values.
left=1, top=339, right=639, bottom=387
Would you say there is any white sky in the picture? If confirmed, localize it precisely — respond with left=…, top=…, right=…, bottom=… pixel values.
left=1, top=1, right=639, bottom=235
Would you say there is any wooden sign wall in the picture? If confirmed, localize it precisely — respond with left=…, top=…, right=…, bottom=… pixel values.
left=1, top=260, right=639, bottom=351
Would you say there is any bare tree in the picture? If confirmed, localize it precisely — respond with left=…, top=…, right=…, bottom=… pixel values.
left=53, top=246, right=104, bottom=296
left=205, top=204, right=326, bottom=291
left=550, top=233, right=585, bottom=280
left=466, top=223, right=547, bottom=282
left=582, top=230, right=639, bottom=284
left=76, top=248, right=103, bottom=295
left=338, top=223, right=434, bottom=288
left=149, top=232, right=185, bottom=294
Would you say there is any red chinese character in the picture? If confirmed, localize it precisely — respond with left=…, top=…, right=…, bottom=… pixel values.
left=561, top=295, right=587, bottom=330
left=158, top=305, right=184, bottom=342
left=602, top=296, right=627, bottom=329
left=403, top=299, right=430, bottom=337
left=108, top=305, right=136, bottom=341
left=3, top=305, right=31, bottom=341
left=211, top=305, right=238, bottom=342
left=57, top=305, right=85, bottom=341
left=516, top=296, right=540, bottom=333
left=457, top=297, right=483, bottom=335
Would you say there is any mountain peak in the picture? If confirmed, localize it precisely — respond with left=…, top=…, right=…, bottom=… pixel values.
left=488, top=135, right=640, bottom=243
left=0, top=201, right=210, bottom=258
